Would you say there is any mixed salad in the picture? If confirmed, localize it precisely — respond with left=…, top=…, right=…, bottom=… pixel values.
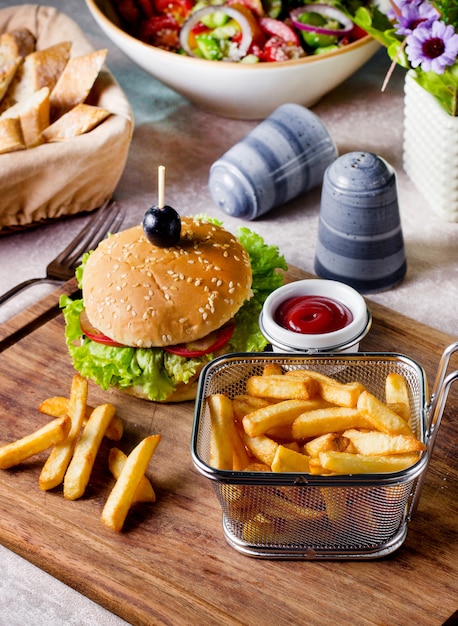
left=114, top=0, right=368, bottom=62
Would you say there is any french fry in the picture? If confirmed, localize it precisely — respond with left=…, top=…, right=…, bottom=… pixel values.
left=240, top=431, right=278, bottom=467
left=0, top=415, right=71, bottom=470
left=304, top=432, right=346, bottom=458
left=38, top=396, right=123, bottom=441
left=101, top=435, right=161, bottom=532
left=262, top=363, right=284, bottom=376
left=232, top=394, right=272, bottom=420
left=243, top=513, right=276, bottom=543
left=320, top=487, right=348, bottom=522
left=208, top=394, right=235, bottom=470
left=38, top=396, right=92, bottom=420
left=265, top=423, right=294, bottom=440
left=292, top=407, right=370, bottom=439
left=108, top=447, right=156, bottom=503
left=281, top=441, right=302, bottom=453
left=247, top=374, right=316, bottom=400
left=271, top=445, right=310, bottom=473
left=357, top=390, right=414, bottom=436
left=286, top=369, right=365, bottom=407
left=261, top=491, right=325, bottom=521
left=63, top=403, right=116, bottom=500
left=242, top=399, right=324, bottom=438
left=388, top=402, right=411, bottom=423
left=342, top=428, right=426, bottom=456
left=385, top=373, right=411, bottom=423
left=319, top=450, right=420, bottom=474
left=232, top=425, right=251, bottom=471
left=309, top=457, right=333, bottom=475
left=39, top=374, right=88, bottom=491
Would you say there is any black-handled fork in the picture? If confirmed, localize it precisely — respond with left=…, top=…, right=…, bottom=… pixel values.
left=0, top=199, right=124, bottom=306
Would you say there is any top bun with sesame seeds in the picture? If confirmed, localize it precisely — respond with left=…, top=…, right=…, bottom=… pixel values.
left=81, top=216, right=253, bottom=348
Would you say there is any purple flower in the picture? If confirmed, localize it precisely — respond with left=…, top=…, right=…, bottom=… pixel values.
left=406, top=20, right=458, bottom=73
left=394, top=1, right=439, bottom=36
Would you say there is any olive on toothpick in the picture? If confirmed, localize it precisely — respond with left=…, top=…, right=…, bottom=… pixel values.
left=143, top=165, right=181, bottom=247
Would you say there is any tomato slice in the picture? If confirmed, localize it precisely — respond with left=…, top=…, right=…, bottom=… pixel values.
left=164, top=322, right=235, bottom=357
left=79, top=310, right=126, bottom=348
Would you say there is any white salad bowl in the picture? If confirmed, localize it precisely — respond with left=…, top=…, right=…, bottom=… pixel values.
left=85, top=0, right=380, bottom=120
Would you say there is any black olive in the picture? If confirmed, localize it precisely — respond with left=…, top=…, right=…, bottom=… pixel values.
left=142, top=205, right=181, bottom=247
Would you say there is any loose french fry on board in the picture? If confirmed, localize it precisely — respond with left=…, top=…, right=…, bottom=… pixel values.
left=63, top=403, right=116, bottom=500
left=108, top=447, right=156, bottom=503
left=342, top=429, right=426, bottom=456
left=319, top=450, right=420, bottom=474
left=208, top=393, right=235, bottom=470
left=39, top=374, right=88, bottom=491
left=0, top=415, right=71, bottom=470
left=242, top=398, right=324, bottom=438
left=39, top=396, right=123, bottom=441
left=246, top=374, right=316, bottom=400
left=292, top=407, right=370, bottom=440
left=357, top=390, right=414, bottom=436
left=286, top=369, right=365, bottom=407
left=102, top=435, right=161, bottom=532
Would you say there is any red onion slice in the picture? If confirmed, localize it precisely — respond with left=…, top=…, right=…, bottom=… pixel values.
left=180, top=5, right=253, bottom=60
left=289, top=4, right=353, bottom=36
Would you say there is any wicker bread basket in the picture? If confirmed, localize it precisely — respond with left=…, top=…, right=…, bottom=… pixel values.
left=0, top=4, right=133, bottom=232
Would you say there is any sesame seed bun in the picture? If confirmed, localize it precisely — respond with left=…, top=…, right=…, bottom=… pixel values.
left=81, top=217, right=253, bottom=348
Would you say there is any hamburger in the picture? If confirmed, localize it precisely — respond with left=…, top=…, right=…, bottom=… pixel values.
left=61, top=215, right=287, bottom=402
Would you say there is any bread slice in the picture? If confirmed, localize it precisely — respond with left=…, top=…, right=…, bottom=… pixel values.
left=1, top=41, right=71, bottom=112
left=0, top=28, right=36, bottom=65
left=42, top=102, right=110, bottom=142
left=50, top=49, right=107, bottom=121
left=0, top=117, right=25, bottom=153
left=1, top=86, right=50, bottom=147
left=0, top=57, right=22, bottom=102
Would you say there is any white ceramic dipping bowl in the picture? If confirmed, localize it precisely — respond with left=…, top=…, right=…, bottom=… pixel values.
left=85, top=0, right=380, bottom=120
left=259, top=279, right=372, bottom=353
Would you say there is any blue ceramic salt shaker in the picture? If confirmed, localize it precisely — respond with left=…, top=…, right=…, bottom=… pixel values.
left=314, top=151, right=407, bottom=293
left=208, top=103, right=337, bottom=220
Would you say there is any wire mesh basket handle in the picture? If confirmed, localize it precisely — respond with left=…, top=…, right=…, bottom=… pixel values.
left=408, top=342, right=458, bottom=520
left=428, top=341, right=458, bottom=441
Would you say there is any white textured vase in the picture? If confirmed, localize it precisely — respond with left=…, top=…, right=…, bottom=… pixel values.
left=403, top=71, right=458, bottom=222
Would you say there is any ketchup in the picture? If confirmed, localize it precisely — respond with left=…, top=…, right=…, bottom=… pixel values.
left=275, top=295, right=353, bottom=334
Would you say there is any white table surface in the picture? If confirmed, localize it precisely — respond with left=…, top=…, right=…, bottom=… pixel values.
left=0, top=1, right=457, bottom=624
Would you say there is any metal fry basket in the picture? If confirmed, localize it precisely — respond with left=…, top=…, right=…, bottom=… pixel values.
left=191, top=344, right=458, bottom=559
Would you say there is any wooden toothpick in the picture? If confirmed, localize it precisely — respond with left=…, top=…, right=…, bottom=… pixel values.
left=157, top=165, right=165, bottom=209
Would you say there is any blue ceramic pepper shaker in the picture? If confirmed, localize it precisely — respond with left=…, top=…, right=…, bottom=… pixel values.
left=208, top=103, right=337, bottom=220
left=314, top=151, right=407, bottom=293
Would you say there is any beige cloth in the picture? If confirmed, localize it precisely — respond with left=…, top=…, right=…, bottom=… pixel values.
left=0, top=4, right=133, bottom=230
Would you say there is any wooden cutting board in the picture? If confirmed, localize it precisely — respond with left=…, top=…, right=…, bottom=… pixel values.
left=0, top=267, right=457, bottom=626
